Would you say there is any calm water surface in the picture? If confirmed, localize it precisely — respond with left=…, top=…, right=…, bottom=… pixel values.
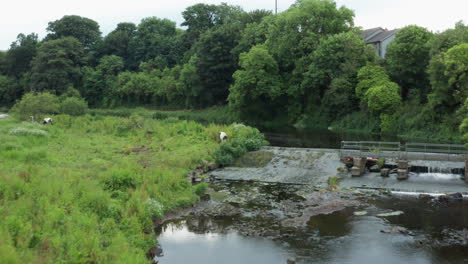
left=156, top=195, right=468, bottom=264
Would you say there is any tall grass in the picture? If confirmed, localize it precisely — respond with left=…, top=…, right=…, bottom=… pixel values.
left=0, top=114, right=265, bottom=263
left=89, top=106, right=235, bottom=125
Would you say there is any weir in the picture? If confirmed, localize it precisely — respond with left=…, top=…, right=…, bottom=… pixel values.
left=209, top=144, right=468, bottom=195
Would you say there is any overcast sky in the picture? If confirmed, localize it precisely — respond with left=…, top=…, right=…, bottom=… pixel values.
left=1, top=0, right=467, bottom=50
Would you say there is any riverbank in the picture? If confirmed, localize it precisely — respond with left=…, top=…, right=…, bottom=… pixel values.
left=0, top=115, right=264, bottom=263
left=88, top=107, right=464, bottom=145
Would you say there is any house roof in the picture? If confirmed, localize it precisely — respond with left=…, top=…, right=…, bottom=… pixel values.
left=366, top=29, right=399, bottom=43
left=361, top=27, right=384, bottom=41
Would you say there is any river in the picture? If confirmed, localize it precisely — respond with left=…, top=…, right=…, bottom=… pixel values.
left=155, top=181, right=468, bottom=264
left=154, top=128, right=467, bottom=264
left=261, top=127, right=461, bottom=149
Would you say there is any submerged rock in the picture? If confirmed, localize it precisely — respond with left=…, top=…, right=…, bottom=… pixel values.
left=354, top=211, right=368, bottom=216
left=436, top=229, right=468, bottom=246
left=376, top=211, right=404, bottom=217
left=380, top=226, right=413, bottom=235
left=438, top=192, right=463, bottom=203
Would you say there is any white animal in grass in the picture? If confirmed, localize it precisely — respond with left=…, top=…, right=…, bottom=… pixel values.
left=43, top=117, right=53, bottom=125
left=219, top=131, right=228, bottom=142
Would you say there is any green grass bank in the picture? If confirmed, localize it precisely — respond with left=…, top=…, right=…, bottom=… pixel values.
left=0, top=114, right=265, bottom=263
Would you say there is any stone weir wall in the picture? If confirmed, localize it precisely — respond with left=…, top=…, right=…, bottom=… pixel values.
left=209, top=147, right=467, bottom=190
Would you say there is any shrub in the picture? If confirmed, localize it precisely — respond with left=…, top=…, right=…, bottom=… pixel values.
left=11, top=92, right=60, bottom=120
left=194, top=182, right=208, bottom=196
left=145, top=199, right=164, bottom=219
left=214, top=124, right=268, bottom=166
left=101, top=169, right=139, bottom=191
left=60, top=97, right=88, bottom=116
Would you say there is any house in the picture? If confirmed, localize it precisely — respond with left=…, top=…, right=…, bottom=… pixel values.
left=361, top=27, right=399, bottom=58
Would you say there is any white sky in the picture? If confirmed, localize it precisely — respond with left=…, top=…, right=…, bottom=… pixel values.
left=0, top=0, right=467, bottom=50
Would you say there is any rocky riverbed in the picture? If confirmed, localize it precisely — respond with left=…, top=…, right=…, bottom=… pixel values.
left=156, top=179, right=468, bottom=264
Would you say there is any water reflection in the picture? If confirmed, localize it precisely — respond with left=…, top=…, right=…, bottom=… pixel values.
left=157, top=196, right=468, bottom=264
left=157, top=222, right=292, bottom=264
left=262, top=127, right=461, bottom=149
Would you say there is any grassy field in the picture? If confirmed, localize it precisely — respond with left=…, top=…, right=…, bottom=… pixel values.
left=0, top=114, right=264, bottom=263
left=89, top=106, right=234, bottom=125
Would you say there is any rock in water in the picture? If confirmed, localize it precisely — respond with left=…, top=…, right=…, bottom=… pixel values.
left=377, top=211, right=404, bottom=217
left=381, top=226, right=413, bottom=235
left=354, top=211, right=368, bottom=216
left=437, top=192, right=463, bottom=203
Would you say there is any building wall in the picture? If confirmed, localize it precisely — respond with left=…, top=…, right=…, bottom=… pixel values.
left=380, top=34, right=396, bottom=58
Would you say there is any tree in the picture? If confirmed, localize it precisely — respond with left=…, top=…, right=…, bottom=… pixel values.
left=46, top=15, right=102, bottom=49
left=385, top=25, right=433, bottom=101
left=60, top=97, right=88, bottom=116
left=365, top=81, right=401, bottom=114
left=239, top=10, right=272, bottom=25
left=355, top=65, right=390, bottom=99
left=30, top=37, right=85, bottom=94
left=427, top=22, right=468, bottom=114
left=459, top=99, right=468, bottom=144
left=228, top=45, right=282, bottom=122
left=303, top=31, right=375, bottom=106
left=181, top=3, right=244, bottom=43
left=265, top=0, right=354, bottom=71
left=178, top=57, right=204, bottom=108
left=102, top=23, right=137, bottom=67
left=194, top=23, right=242, bottom=104
left=81, top=55, right=124, bottom=106
left=5, top=33, right=38, bottom=77
left=0, top=51, right=6, bottom=74
left=130, top=17, right=179, bottom=68
left=0, top=75, right=20, bottom=106
left=11, top=92, right=60, bottom=120
left=443, top=43, right=468, bottom=105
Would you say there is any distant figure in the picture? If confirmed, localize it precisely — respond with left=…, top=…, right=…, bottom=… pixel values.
left=30, top=116, right=35, bottom=123
left=43, top=117, right=53, bottom=125
left=219, top=131, right=228, bottom=142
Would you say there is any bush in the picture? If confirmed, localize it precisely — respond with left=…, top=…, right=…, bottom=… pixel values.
left=11, top=92, right=60, bottom=120
left=60, top=97, right=88, bottom=116
left=194, top=183, right=208, bottom=196
left=214, top=124, right=268, bottom=166
left=101, top=169, right=139, bottom=191
left=145, top=199, right=164, bottom=219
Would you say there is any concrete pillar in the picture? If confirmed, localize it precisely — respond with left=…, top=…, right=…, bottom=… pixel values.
left=397, top=160, right=409, bottom=180
left=381, top=168, right=390, bottom=177
left=465, top=160, right=468, bottom=184
left=397, top=169, right=409, bottom=180
left=351, top=157, right=367, bottom=177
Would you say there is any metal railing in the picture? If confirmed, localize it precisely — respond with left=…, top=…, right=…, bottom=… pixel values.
left=340, top=141, right=401, bottom=159
left=340, top=141, right=468, bottom=161
left=404, top=143, right=468, bottom=161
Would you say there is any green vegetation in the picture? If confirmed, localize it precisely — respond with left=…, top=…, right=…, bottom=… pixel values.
left=0, top=3, right=466, bottom=260
left=214, top=124, right=268, bottom=166
left=0, top=115, right=266, bottom=263
left=0, top=0, right=465, bottom=140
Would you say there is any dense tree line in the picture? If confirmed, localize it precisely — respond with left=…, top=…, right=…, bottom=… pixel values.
left=0, top=0, right=466, bottom=140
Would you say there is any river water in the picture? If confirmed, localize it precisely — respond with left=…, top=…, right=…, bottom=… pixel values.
left=155, top=128, right=467, bottom=264
left=155, top=181, right=468, bottom=264
left=261, top=127, right=461, bottom=149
